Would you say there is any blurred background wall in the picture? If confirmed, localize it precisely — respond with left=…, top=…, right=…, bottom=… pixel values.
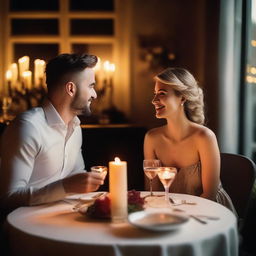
left=0, top=0, right=255, bottom=160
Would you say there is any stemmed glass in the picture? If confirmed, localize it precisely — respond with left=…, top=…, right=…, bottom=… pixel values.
left=157, top=167, right=177, bottom=205
left=143, top=159, right=161, bottom=197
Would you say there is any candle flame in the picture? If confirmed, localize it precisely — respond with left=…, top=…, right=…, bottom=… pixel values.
left=114, top=157, right=121, bottom=163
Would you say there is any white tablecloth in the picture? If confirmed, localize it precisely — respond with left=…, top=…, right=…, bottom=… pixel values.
left=6, top=193, right=238, bottom=256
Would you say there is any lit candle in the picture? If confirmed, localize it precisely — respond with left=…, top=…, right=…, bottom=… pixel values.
left=103, top=60, right=111, bottom=84
left=10, top=63, right=18, bottom=89
left=34, top=59, right=46, bottom=87
left=18, top=56, right=30, bottom=79
left=22, top=71, right=32, bottom=90
left=109, top=157, right=127, bottom=222
left=103, top=61, right=115, bottom=79
left=108, top=63, right=115, bottom=87
left=5, top=70, right=12, bottom=82
left=109, top=63, right=115, bottom=73
left=5, top=70, right=12, bottom=96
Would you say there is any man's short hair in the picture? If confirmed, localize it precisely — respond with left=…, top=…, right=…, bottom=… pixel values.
left=45, top=53, right=98, bottom=91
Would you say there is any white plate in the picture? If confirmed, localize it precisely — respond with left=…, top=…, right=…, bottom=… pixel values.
left=128, top=211, right=189, bottom=232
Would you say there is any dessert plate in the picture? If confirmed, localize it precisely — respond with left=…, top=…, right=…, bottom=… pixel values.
left=128, top=211, right=189, bottom=231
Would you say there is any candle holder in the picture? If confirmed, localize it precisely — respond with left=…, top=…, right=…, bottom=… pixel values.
left=91, top=60, right=127, bottom=125
left=1, top=56, right=47, bottom=123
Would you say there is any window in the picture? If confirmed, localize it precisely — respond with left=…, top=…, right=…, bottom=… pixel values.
left=0, top=0, right=132, bottom=119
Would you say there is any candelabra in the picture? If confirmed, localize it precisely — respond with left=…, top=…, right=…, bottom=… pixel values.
left=90, top=59, right=126, bottom=124
left=1, top=56, right=47, bottom=123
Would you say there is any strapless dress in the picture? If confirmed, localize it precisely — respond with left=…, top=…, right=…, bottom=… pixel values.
left=169, top=162, right=237, bottom=215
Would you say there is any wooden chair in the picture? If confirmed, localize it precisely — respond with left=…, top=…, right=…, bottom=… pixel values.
left=220, top=153, right=256, bottom=226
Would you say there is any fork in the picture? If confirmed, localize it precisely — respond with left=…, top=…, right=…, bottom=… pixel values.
left=169, top=198, right=197, bottom=206
left=172, top=208, right=219, bottom=223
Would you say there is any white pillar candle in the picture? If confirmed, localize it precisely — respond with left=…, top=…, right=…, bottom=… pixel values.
left=109, top=157, right=127, bottom=222
left=22, top=71, right=32, bottom=90
left=5, top=70, right=12, bottom=96
left=10, top=63, right=18, bottom=89
left=34, top=59, right=46, bottom=87
left=18, top=56, right=30, bottom=79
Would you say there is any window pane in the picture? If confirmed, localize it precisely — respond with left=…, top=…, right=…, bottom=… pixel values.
left=69, top=0, right=114, bottom=11
left=11, top=19, right=59, bottom=35
left=70, top=19, right=114, bottom=35
left=14, top=43, right=59, bottom=71
left=10, top=0, right=59, bottom=11
left=72, top=43, right=113, bottom=61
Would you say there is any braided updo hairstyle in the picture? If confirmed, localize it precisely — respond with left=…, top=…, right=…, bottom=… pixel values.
left=155, top=68, right=205, bottom=125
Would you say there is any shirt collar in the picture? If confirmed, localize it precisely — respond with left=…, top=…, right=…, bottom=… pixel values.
left=43, top=99, right=81, bottom=128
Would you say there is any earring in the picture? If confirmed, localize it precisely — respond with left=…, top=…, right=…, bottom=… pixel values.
left=181, top=102, right=184, bottom=106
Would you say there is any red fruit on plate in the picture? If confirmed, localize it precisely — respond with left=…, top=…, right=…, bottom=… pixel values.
left=87, top=196, right=111, bottom=219
left=86, top=190, right=145, bottom=219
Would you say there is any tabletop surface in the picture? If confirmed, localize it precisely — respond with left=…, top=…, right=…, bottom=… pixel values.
left=7, top=192, right=239, bottom=256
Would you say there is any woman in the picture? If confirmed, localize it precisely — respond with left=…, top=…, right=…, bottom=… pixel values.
left=144, top=67, right=236, bottom=212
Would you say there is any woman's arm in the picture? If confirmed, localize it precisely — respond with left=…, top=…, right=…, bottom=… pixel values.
left=197, top=128, right=220, bottom=201
left=143, top=131, right=157, bottom=159
left=143, top=131, right=163, bottom=191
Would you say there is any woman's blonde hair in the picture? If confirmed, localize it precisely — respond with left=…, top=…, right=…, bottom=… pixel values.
left=155, top=67, right=205, bottom=125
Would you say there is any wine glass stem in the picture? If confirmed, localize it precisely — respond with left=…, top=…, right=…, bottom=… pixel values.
left=164, top=186, right=170, bottom=201
left=150, top=179, right=153, bottom=196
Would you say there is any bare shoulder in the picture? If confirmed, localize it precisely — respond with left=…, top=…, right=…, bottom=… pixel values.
left=145, top=125, right=166, bottom=139
left=191, top=124, right=217, bottom=145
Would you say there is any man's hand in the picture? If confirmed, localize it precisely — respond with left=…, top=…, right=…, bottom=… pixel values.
left=62, top=172, right=105, bottom=193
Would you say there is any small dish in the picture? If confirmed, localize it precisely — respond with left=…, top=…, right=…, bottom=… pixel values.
left=128, top=211, right=189, bottom=232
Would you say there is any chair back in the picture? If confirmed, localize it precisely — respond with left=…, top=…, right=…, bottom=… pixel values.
left=220, top=153, right=256, bottom=219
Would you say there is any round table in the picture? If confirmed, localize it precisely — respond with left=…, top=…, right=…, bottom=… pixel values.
left=6, top=193, right=238, bottom=256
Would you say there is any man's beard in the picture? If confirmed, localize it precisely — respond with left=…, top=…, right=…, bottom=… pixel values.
left=71, top=94, right=92, bottom=116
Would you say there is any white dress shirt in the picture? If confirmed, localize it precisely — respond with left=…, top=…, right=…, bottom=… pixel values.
left=0, top=100, right=85, bottom=213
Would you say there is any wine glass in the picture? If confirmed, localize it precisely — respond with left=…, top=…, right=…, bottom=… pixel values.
left=157, top=167, right=177, bottom=204
left=143, top=159, right=161, bottom=197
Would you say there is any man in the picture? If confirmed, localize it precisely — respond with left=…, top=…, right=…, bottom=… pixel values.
left=0, top=53, right=105, bottom=214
